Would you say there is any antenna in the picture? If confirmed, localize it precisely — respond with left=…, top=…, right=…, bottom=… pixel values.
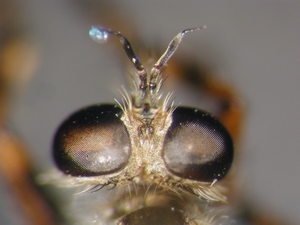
left=89, top=25, right=206, bottom=107
left=149, top=26, right=206, bottom=91
left=89, top=26, right=148, bottom=91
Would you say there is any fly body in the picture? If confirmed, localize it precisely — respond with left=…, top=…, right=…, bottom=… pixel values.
left=52, top=26, right=241, bottom=225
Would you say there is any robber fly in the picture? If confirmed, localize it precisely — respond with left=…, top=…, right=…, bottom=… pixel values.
left=49, top=24, right=246, bottom=225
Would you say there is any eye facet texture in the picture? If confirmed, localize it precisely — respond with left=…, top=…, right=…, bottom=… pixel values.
left=163, top=107, right=233, bottom=182
left=53, top=104, right=131, bottom=177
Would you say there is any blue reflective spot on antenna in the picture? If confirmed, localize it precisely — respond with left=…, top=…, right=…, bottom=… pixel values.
left=89, top=26, right=109, bottom=43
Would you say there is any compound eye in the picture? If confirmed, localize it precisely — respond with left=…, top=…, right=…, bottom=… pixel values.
left=162, top=107, right=233, bottom=182
left=53, top=104, right=131, bottom=177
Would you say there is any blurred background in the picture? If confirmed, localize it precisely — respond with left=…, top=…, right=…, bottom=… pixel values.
left=1, top=0, right=300, bottom=224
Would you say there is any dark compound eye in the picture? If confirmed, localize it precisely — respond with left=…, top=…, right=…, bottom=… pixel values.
left=53, top=104, right=131, bottom=177
left=162, top=107, right=233, bottom=182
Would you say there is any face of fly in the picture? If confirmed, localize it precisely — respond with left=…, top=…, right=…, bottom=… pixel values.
left=51, top=26, right=239, bottom=225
